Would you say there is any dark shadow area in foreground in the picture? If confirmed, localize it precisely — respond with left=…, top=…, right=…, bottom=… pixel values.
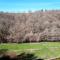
left=0, top=50, right=44, bottom=60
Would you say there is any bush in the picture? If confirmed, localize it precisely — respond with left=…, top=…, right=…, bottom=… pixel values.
left=0, top=51, right=44, bottom=60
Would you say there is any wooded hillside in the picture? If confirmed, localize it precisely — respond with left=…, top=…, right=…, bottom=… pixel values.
left=0, top=10, right=60, bottom=43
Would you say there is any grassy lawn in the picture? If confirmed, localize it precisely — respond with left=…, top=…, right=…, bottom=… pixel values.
left=0, top=42, right=60, bottom=60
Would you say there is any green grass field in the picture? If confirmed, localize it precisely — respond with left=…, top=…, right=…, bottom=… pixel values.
left=0, top=42, right=60, bottom=60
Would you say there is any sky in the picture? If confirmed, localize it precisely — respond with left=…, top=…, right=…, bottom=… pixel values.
left=0, top=0, right=60, bottom=12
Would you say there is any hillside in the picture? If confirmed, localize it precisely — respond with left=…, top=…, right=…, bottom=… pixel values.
left=0, top=10, right=60, bottom=43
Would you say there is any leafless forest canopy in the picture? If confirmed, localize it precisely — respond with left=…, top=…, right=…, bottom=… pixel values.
left=0, top=10, right=60, bottom=43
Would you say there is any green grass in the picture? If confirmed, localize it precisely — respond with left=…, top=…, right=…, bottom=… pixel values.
left=0, top=42, right=60, bottom=59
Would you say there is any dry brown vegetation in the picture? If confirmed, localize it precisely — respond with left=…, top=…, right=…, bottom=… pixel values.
left=0, top=10, right=60, bottom=43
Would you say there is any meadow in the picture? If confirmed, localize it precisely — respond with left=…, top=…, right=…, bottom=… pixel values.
left=0, top=42, right=60, bottom=60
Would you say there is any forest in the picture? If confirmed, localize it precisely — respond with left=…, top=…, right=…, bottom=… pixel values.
left=0, top=10, right=60, bottom=43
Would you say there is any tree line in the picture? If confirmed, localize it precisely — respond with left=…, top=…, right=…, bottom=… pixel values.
left=0, top=10, right=60, bottom=43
